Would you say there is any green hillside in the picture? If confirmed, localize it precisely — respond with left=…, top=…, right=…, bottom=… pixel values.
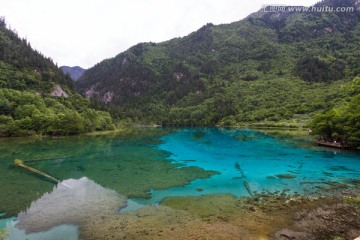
left=309, top=76, right=360, bottom=143
left=0, top=18, right=114, bottom=137
left=77, top=0, right=360, bottom=127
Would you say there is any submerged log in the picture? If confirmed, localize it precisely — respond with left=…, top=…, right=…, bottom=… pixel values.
left=14, top=159, right=59, bottom=184
left=243, top=180, right=253, bottom=197
left=235, top=162, right=253, bottom=197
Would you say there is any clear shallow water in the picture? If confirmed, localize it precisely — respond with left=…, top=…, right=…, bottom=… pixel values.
left=136, top=128, right=360, bottom=204
left=0, top=128, right=359, bottom=239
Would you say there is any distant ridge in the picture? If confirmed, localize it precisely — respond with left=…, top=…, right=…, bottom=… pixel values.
left=60, top=66, right=86, bottom=81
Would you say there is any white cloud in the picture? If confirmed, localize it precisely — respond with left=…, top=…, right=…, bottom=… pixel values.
left=0, top=0, right=318, bottom=68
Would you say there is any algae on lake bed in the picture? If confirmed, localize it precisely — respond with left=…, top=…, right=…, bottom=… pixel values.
left=0, top=164, right=54, bottom=218
left=160, top=194, right=247, bottom=220
left=77, top=157, right=218, bottom=198
left=276, top=174, right=297, bottom=179
left=80, top=204, right=247, bottom=240
left=0, top=128, right=217, bottom=218
left=80, top=193, right=360, bottom=240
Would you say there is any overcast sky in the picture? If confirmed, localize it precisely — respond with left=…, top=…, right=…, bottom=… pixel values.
left=1, top=0, right=318, bottom=68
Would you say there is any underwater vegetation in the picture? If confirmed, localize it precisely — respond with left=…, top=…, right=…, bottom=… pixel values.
left=0, top=128, right=217, bottom=218
left=0, top=128, right=359, bottom=239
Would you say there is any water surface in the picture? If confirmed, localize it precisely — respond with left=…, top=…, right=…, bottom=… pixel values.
left=0, top=128, right=359, bottom=239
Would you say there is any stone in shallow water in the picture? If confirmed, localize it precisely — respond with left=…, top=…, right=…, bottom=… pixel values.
left=267, top=176, right=277, bottom=179
left=274, top=203, right=360, bottom=240
left=80, top=205, right=246, bottom=240
left=276, top=174, right=296, bottom=179
left=192, top=132, right=205, bottom=140
left=329, top=166, right=357, bottom=172
left=160, top=194, right=244, bottom=220
left=16, top=177, right=127, bottom=233
left=322, top=171, right=334, bottom=177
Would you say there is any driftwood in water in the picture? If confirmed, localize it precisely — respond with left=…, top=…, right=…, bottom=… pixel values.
left=14, top=159, right=59, bottom=184
left=24, top=156, right=77, bottom=163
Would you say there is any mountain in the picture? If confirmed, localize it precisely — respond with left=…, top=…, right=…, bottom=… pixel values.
left=0, top=18, right=74, bottom=93
left=0, top=17, right=114, bottom=137
left=60, top=66, right=86, bottom=81
left=77, top=0, right=360, bottom=126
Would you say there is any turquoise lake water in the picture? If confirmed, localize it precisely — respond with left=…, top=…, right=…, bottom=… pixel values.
left=137, top=128, right=360, bottom=204
left=0, top=128, right=359, bottom=239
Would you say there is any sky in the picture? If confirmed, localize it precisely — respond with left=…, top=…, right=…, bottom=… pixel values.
left=0, top=0, right=318, bottom=68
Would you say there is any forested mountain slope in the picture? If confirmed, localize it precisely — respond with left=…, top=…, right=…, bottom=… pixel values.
left=0, top=18, right=114, bottom=136
left=77, top=0, right=360, bottom=127
left=310, top=76, right=360, bottom=143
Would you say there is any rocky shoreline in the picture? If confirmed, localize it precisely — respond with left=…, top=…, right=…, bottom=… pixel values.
left=78, top=192, right=360, bottom=240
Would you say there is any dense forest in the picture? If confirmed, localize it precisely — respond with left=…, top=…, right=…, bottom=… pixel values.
left=0, top=17, right=114, bottom=137
left=1, top=0, right=360, bottom=143
left=310, top=76, right=360, bottom=144
left=77, top=0, right=360, bottom=131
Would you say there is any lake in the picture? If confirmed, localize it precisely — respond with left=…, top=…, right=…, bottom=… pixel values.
left=0, top=128, right=359, bottom=239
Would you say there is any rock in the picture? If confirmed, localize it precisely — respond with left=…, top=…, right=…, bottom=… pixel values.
left=50, top=84, right=68, bottom=98
left=267, top=176, right=277, bottom=179
left=276, top=174, right=296, bottom=179
left=275, top=228, right=309, bottom=240
left=249, top=206, right=256, bottom=212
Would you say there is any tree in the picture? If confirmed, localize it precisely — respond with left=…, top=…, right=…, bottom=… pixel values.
left=309, top=91, right=360, bottom=145
left=0, top=100, right=12, bottom=115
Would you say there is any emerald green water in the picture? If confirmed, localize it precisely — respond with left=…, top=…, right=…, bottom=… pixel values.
left=0, top=128, right=359, bottom=239
left=0, top=128, right=216, bottom=219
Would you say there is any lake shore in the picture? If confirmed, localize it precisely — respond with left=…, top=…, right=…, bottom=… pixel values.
left=78, top=193, right=360, bottom=240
